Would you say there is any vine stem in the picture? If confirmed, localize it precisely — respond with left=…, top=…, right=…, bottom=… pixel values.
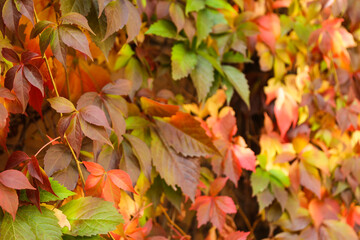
left=159, top=205, right=189, bottom=238
left=34, top=9, right=85, bottom=186
left=34, top=136, right=61, bottom=157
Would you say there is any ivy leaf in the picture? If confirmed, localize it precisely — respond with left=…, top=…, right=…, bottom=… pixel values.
left=102, top=96, right=126, bottom=143
left=48, top=97, right=76, bottom=113
left=190, top=195, right=236, bottom=230
left=1, top=48, right=20, bottom=63
left=169, top=2, right=185, bottom=32
left=38, top=178, right=75, bottom=202
left=251, top=168, right=270, bottom=196
left=191, top=54, right=214, bottom=101
left=0, top=169, right=35, bottom=190
left=196, top=8, right=213, bottom=46
left=299, top=161, right=321, bottom=198
left=13, top=66, right=30, bottom=112
left=103, top=0, right=128, bottom=40
left=2, top=0, right=21, bottom=33
left=171, top=43, right=197, bottom=80
left=86, top=3, right=115, bottom=58
left=61, top=12, right=95, bottom=35
left=78, top=105, right=111, bottom=129
left=140, top=97, right=179, bottom=117
left=60, top=0, right=91, bottom=16
left=124, top=0, right=141, bottom=42
left=51, top=161, right=79, bottom=191
left=50, top=28, right=67, bottom=67
left=123, top=134, right=152, bottom=180
left=222, top=65, right=250, bottom=108
left=60, top=197, right=124, bottom=236
left=39, top=28, right=54, bottom=55
left=323, top=220, right=358, bottom=240
left=30, top=20, right=53, bottom=39
left=59, top=24, right=92, bottom=60
left=14, top=0, right=35, bottom=25
left=150, top=129, right=200, bottom=200
left=185, top=0, right=205, bottom=14
left=146, top=20, right=177, bottom=39
left=84, top=161, right=135, bottom=206
left=44, top=144, right=74, bottom=176
left=16, top=206, right=62, bottom=240
left=155, top=112, right=218, bottom=157
left=23, top=64, right=44, bottom=96
left=0, top=211, right=35, bottom=240
left=78, top=117, right=112, bottom=146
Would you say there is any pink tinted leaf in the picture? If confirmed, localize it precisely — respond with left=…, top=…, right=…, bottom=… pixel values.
left=0, top=169, right=35, bottom=189
left=212, top=112, right=237, bottom=140
left=0, top=104, right=8, bottom=129
left=13, top=67, right=30, bottom=112
left=101, top=79, right=131, bottom=95
left=2, top=0, right=21, bottom=33
left=0, top=183, right=18, bottom=220
left=125, top=0, right=141, bottom=42
left=108, top=169, right=136, bottom=193
left=0, top=87, right=16, bottom=100
left=103, top=0, right=128, bottom=40
left=1, top=48, right=19, bottom=63
left=79, top=117, right=112, bottom=146
left=59, top=24, right=92, bottom=59
left=79, top=105, right=111, bottom=129
left=215, top=196, right=237, bottom=214
left=60, top=12, right=95, bottom=34
left=14, top=0, right=35, bottom=25
left=23, top=64, right=44, bottom=96
left=48, top=97, right=76, bottom=113
left=190, top=196, right=212, bottom=227
left=83, top=161, right=105, bottom=176
left=226, top=231, right=250, bottom=240
left=232, top=144, right=256, bottom=171
left=50, top=28, right=67, bottom=67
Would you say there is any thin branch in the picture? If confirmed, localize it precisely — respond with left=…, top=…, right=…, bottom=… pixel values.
left=34, top=136, right=61, bottom=157
left=159, top=205, right=189, bottom=238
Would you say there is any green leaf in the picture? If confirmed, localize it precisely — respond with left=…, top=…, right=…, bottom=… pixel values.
left=205, top=0, right=235, bottom=12
left=114, top=44, right=134, bottom=70
left=39, top=178, right=75, bottom=202
left=30, top=20, right=53, bottom=39
left=223, top=51, right=252, bottom=64
left=0, top=212, right=35, bottom=240
left=62, top=235, right=105, bottom=240
left=86, top=2, right=116, bottom=58
left=60, top=197, right=123, bottom=236
left=60, top=0, right=91, bottom=16
left=39, top=28, right=54, bottom=55
left=191, top=55, right=214, bottom=101
left=125, top=116, right=150, bottom=130
left=0, top=206, right=62, bottom=240
left=197, top=50, right=224, bottom=75
left=251, top=168, right=270, bottom=196
left=171, top=43, right=197, bottom=80
left=269, top=169, right=290, bottom=187
left=146, top=20, right=177, bottom=39
left=50, top=28, right=67, bottom=67
left=196, top=8, right=212, bottom=46
left=222, top=65, right=250, bottom=108
left=185, top=0, right=205, bottom=14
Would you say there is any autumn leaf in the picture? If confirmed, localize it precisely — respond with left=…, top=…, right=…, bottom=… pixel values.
left=190, top=178, right=236, bottom=230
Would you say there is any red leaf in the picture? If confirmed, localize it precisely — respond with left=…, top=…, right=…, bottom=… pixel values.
left=4, top=65, right=20, bottom=90
left=0, top=104, right=8, bottom=129
left=209, top=177, right=228, bottom=197
left=191, top=195, right=236, bottom=230
left=83, top=161, right=105, bottom=176
left=79, top=105, right=111, bottom=129
left=6, top=151, right=30, bottom=169
left=21, top=51, right=40, bottom=64
left=308, top=198, right=340, bottom=229
left=140, top=97, right=179, bottom=117
left=1, top=48, right=20, bottom=63
left=108, top=169, right=136, bottom=193
left=0, top=119, right=9, bottom=151
left=232, top=144, right=256, bottom=171
left=212, top=112, right=237, bottom=141
left=28, top=85, right=44, bottom=117
left=85, top=174, right=104, bottom=197
left=0, top=170, right=35, bottom=190
left=102, top=177, right=122, bottom=206
left=28, top=156, right=57, bottom=196
left=0, top=183, right=18, bottom=220
left=64, top=115, right=83, bottom=156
